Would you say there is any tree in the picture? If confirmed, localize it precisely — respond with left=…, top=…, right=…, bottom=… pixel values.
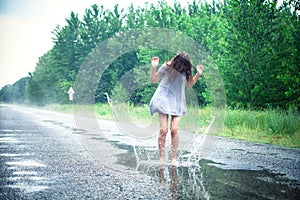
left=221, top=0, right=299, bottom=109
left=11, top=0, right=298, bottom=109
left=0, top=85, right=13, bottom=103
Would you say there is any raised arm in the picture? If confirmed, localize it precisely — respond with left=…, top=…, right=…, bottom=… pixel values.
left=190, top=64, right=203, bottom=87
left=150, top=57, right=162, bottom=84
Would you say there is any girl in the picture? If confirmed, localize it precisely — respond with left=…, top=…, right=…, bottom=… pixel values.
left=150, top=52, right=203, bottom=164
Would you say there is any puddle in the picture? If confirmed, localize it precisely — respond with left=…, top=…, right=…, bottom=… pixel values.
left=7, top=160, right=46, bottom=168
left=7, top=184, right=49, bottom=193
left=0, top=137, right=21, bottom=143
left=5, top=160, right=50, bottom=194
left=0, top=153, right=30, bottom=157
left=86, top=129, right=299, bottom=199
left=29, top=176, right=45, bottom=181
left=72, top=128, right=87, bottom=134
left=109, top=140, right=300, bottom=199
left=13, top=171, right=38, bottom=175
left=133, top=160, right=299, bottom=199
left=9, top=176, right=47, bottom=181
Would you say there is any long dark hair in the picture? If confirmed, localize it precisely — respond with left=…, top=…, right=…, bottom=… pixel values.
left=166, top=52, right=193, bottom=87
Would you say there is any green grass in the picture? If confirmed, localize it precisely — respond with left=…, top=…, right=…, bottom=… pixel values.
left=42, top=103, right=300, bottom=148
left=93, top=103, right=113, bottom=120
left=222, top=108, right=300, bottom=148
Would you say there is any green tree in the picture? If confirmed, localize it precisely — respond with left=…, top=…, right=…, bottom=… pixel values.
left=26, top=51, right=55, bottom=105
left=11, top=77, right=28, bottom=103
left=0, top=85, right=13, bottom=103
left=50, top=12, right=84, bottom=103
left=221, top=0, right=299, bottom=109
left=14, top=0, right=299, bottom=109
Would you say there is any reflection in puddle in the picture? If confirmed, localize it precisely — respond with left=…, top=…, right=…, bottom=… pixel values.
left=135, top=160, right=300, bottom=199
left=6, top=160, right=46, bottom=168
left=0, top=127, right=51, bottom=194
left=0, top=153, right=30, bottom=157
left=158, top=165, right=210, bottom=200
left=7, top=184, right=49, bottom=193
left=60, top=116, right=299, bottom=198
left=158, top=166, right=179, bottom=200
left=8, top=176, right=45, bottom=181
left=0, top=137, right=21, bottom=143
left=13, top=171, right=38, bottom=175
left=29, top=176, right=45, bottom=181
left=5, top=160, right=49, bottom=193
left=72, top=128, right=87, bottom=134
left=138, top=163, right=210, bottom=199
left=9, top=176, right=46, bottom=181
left=113, top=143, right=299, bottom=199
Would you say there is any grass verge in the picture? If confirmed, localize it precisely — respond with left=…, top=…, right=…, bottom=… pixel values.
left=222, top=108, right=300, bottom=148
left=42, top=103, right=300, bottom=148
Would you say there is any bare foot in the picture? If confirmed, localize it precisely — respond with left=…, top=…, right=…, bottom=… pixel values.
left=171, top=159, right=178, bottom=166
left=159, top=158, right=165, bottom=165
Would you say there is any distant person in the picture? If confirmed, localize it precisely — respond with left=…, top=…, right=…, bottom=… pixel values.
left=149, top=52, right=203, bottom=165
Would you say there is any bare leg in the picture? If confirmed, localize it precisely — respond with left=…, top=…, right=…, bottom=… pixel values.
left=158, top=113, right=168, bottom=163
left=170, top=166, right=178, bottom=198
left=158, top=166, right=166, bottom=183
left=170, top=115, right=180, bottom=164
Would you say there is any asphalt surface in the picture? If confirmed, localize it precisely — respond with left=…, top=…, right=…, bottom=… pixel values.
left=0, top=105, right=171, bottom=199
left=0, top=104, right=299, bottom=199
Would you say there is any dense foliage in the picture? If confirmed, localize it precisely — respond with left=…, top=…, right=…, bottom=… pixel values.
left=1, top=0, right=299, bottom=110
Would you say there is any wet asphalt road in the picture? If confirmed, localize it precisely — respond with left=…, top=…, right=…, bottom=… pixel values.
left=0, top=104, right=299, bottom=199
left=0, top=105, right=171, bottom=199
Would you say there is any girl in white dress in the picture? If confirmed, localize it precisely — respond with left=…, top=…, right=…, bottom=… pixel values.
left=150, top=52, right=203, bottom=164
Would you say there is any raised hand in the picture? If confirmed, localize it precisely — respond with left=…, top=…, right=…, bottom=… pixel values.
left=196, top=64, right=203, bottom=75
left=151, top=57, right=159, bottom=67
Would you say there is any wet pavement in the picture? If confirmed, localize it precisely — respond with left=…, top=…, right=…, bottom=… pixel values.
left=0, top=104, right=299, bottom=199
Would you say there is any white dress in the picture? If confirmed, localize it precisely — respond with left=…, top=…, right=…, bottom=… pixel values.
left=149, top=64, right=187, bottom=116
